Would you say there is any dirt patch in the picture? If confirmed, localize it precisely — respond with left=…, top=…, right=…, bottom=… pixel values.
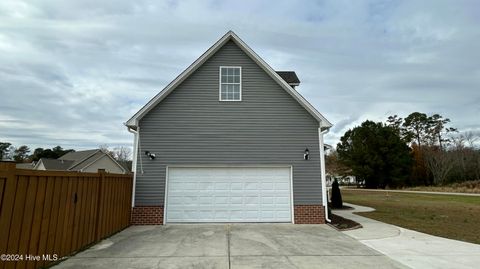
left=328, top=213, right=362, bottom=231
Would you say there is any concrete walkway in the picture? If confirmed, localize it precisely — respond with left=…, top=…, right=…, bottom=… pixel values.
left=343, top=188, right=480, bottom=197
left=334, top=203, right=480, bottom=269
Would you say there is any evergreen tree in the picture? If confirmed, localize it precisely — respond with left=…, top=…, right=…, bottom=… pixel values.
left=337, top=120, right=412, bottom=188
left=14, top=145, right=30, bottom=162
left=331, top=179, right=343, bottom=208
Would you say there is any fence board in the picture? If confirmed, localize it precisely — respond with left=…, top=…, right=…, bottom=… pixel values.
left=0, top=169, right=17, bottom=269
left=17, top=176, right=38, bottom=269
left=53, top=177, right=68, bottom=259
left=87, top=177, right=97, bottom=243
left=36, top=176, right=55, bottom=268
left=112, top=178, right=119, bottom=232
left=0, top=163, right=132, bottom=269
left=78, top=177, right=89, bottom=250
left=44, top=177, right=62, bottom=266
left=110, top=178, right=115, bottom=234
left=103, top=178, right=111, bottom=238
left=70, top=177, right=82, bottom=253
left=27, top=176, right=46, bottom=269
left=94, top=175, right=104, bottom=241
left=104, top=177, right=112, bottom=238
left=5, top=176, right=28, bottom=269
left=0, top=178, right=5, bottom=215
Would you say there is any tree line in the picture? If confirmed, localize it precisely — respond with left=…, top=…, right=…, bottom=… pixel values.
left=330, top=112, right=479, bottom=188
left=0, top=143, right=132, bottom=163
left=0, top=143, right=75, bottom=163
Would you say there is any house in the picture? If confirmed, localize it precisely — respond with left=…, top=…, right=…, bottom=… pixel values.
left=16, top=162, right=36, bottom=169
left=34, top=149, right=127, bottom=174
left=125, top=31, right=333, bottom=225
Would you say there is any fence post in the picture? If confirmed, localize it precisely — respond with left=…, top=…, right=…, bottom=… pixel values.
left=0, top=161, right=17, bottom=267
left=94, top=169, right=106, bottom=241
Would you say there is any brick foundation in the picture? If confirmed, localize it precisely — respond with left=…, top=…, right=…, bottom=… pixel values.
left=131, top=205, right=325, bottom=225
left=294, top=205, right=326, bottom=224
left=131, top=206, right=164, bottom=225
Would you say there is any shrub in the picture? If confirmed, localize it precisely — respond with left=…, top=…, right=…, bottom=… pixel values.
left=331, top=179, right=343, bottom=208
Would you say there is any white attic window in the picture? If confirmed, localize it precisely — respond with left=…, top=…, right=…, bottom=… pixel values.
left=219, top=66, right=241, bottom=101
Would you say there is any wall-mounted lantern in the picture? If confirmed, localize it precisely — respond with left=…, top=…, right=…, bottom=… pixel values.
left=304, top=148, right=309, bottom=160
left=145, top=151, right=156, bottom=160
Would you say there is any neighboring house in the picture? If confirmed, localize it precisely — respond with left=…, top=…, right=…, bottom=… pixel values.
left=16, top=162, right=35, bottom=169
left=125, top=31, right=333, bottom=225
left=326, top=174, right=357, bottom=187
left=34, top=149, right=127, bottom=174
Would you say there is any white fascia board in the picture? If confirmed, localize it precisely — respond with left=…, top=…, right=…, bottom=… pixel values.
left=125, top=31, right=333, bottom=129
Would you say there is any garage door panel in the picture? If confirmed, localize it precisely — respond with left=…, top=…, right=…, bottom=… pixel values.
left=166, top=167, right=292, bottom=223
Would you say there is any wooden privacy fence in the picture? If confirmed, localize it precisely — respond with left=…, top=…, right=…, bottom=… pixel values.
left=0, top=162, right=133, bottom=269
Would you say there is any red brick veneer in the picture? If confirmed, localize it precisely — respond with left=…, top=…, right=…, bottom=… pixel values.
left=131, top=205, right=325, bottom=224
left=294, top=205, right=326, bottom=224
left=131, top=206, right=164, bottom=225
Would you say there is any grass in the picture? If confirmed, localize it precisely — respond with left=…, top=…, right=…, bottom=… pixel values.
left=342, top=189, right=480, bottom=244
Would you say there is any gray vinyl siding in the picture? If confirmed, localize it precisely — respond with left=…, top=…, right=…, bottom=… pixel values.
left=135, top=40, right=322, bottom=206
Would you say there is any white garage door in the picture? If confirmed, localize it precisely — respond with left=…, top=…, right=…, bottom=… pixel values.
left=165, top=167, right=292, bottom=223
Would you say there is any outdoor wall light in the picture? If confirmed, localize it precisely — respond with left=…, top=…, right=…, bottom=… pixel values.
left=304, top=148, right=309, bottom=160
left=145, top=151, right=156, bottom=160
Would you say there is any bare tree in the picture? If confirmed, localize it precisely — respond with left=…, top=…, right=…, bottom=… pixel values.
left=424, top=148, right=455, bottom=185
left=113, top=146, right=132, bottom=162
left=463, top=131, right=479, bottom=149
left=99, top=144, right=132, bottom=161
left=99, top=144, right=115, bottom=158
left=325, top=150, right=351, bottom=177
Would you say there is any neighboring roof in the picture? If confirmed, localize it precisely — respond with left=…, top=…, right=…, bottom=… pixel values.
left=68, top=150, right=103, bottom=171
left=125, top=31, right=332, bottom=129
left=60, top=150, right=102, bottom=171
left=276, top=71, right=300, bottom=85
left=62, top=149, right=126, bottom=173
left=37, top=158, right=75, bottom=170
left=59, top=149, right=99, bottom=168
left=33, top=149, right=127, bottom=173
left=16, top=162, right=35, bottom=169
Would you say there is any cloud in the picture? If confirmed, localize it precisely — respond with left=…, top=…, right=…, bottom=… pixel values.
left=0, top=0, right=479, bottom=151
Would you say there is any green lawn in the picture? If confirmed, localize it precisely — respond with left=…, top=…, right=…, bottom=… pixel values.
left=342, top=190, right=480, bottom=244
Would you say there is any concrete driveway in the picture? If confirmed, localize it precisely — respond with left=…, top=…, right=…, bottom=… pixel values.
left=53, top=224, right=406, bottom=269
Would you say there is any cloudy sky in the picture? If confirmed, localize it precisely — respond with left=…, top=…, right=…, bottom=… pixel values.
left=1, top=0, right=479, bottom=152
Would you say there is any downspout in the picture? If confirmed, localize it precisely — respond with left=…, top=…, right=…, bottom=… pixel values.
left=319, top=126, right=331, bottom=223
left=127, top=125, right=140, bottom=207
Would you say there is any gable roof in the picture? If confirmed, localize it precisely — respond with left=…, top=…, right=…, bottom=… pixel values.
left=36, top=158, right=75, bottom=170
left=276, top=71, right=300, bottom=85
left=125, top=31, right=332, bottom=129
left=34, top=149, right=126, bottom=173
left=59, top=149, right=100, bottom=169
